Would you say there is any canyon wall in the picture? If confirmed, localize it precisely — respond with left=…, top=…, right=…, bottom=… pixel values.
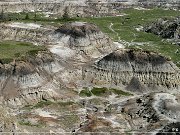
left=0, top=0, right=179, bottom=18
left=0, top=2, right=117, bottom=17
left=0, top=24, right=53, bottom=45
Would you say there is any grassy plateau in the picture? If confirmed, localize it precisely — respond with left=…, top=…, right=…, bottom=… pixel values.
left=1, top=8, right=180, bottom=65
left=0, top=41, right=45, bottom=63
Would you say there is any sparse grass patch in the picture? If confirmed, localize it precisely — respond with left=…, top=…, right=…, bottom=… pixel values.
left=22, top=100, right=54, bottom=110
left=18, top=120, right=45, bottom=128
left=110, top=88, right=133, bottom=96
left=89, top=87, right=133, bottom=97
left=22, top=100, right=78, bottom=112
left=58, top=114, right=80, bottom=129
left=0, top=41, right=46, bottom=64
left=55, top=101, right=80, bottom=113
left=33, top=100, right=54, bottom=109
left=79, top=88, right=92, bottom=97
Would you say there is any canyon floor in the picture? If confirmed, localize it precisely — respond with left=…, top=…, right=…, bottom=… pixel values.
left=0, top=6, right=179, bottom=135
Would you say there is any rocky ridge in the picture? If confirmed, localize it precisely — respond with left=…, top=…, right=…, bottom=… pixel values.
left=51, top=22, right=117, bottom=63
left=144, top=17, right=180, bottom=44
left=83, top=49, right=180, bottom=92
left=0, top=2, right=117, bottom=17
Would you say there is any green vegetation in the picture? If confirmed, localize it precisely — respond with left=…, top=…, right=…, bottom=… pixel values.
left=110, top=88, right=133, bottom=96
left=22, top=100, right=53, bottom=110
left=79, top=8, right=180, bottom=66
left=80, top=8, right=180, bottom=41
left=25, top=13, right=30, bottom=20
left=0, top=41, right=45, bottom=63
left=22, top=100, right=76, bottom=111
left=91, top=87, right=110, bottom=96
left=79, top=88, right=92, bottom=97
left=33, top=100, right=53, bottom=108
left=18, top=120, right=45, bottom=128
left=8, top=12, right=44, bottom=21
left=18, top=121, right=33, bottom=126
left=7, top=11, right=77, bottom=26
left=79, top=87, right=133, bottom=97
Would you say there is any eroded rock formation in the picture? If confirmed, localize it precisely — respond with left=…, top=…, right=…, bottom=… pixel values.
left=0, top=23, right=54, bottom=45
left=0, top=22, right=117, bottom=63
left=0, top=22, right=118, bottom=107
left=83, top=49, right=180, bottom=92
left=0, top=51, right=62, bottom=107
left=144, top=17, right=180, bottom=44
left=51, top=22, right=117, bottom=63
left=0, top=21, right=179, bottom=134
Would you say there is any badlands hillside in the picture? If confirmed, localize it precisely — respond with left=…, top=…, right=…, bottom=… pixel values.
left=0, top=0, right=179, bottom=134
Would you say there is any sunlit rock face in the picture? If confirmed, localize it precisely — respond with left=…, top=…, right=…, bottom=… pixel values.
left=50, top=22, right=118, bottom=63
left=83, top=49, right=180, bottom=92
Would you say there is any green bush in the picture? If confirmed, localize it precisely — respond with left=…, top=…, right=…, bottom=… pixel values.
left=91, top=87, right=109, bottom=96
left=79, top=88, right=92, bottom=97
left=110, top=88, right=133, bottom=96
left=33, top=100, right=53, bottom=108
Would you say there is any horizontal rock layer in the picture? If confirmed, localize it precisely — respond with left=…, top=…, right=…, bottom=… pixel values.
left=0, top=2, right=117, bottom=17
left=0, top=51, right=62, bottom=106
left=0, top=24, right=53, bottom=45
left=83, top=49, right=180, bottom=91
left=50, top=22, right=118, bottom=63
